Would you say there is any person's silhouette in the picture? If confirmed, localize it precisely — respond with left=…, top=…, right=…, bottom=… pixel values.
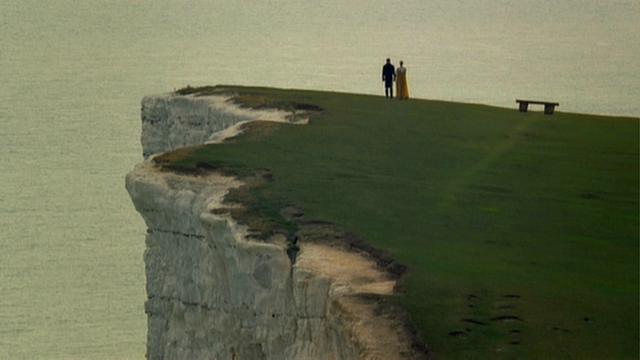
left=382, top=58, right=396, bottom=98
left=396, top=60, right=409, bottom=100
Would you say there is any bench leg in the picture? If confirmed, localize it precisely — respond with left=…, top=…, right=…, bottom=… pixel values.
left=518, top=102, right=528, bottom=112
left=544, top=104, right=555, bottom=115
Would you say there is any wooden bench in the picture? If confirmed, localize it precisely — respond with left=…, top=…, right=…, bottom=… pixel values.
left=516, top=99, right=559, bottom=115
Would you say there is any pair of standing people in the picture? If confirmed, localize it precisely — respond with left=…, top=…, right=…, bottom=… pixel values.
left=382, top=58, right=409, bottom=99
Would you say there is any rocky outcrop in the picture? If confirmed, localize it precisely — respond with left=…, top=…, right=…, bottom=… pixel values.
left=126, top=92, right=423, bottom=359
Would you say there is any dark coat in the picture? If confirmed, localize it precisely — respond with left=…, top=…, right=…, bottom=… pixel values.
left=382, top=63, right=395, bottom=86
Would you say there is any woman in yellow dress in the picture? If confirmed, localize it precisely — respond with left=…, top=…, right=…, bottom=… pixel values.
left=395, top=60, right=409, bottom=100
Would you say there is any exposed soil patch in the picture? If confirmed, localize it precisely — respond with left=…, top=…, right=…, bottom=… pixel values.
left=492, top=315, right=523, bottom=323
left=295, top=237, right=429, bottom=358
left=502, top=294, right=521, bottom=299
left=153, top=146, right=200, bottom=168
left=462, top=318, right=487, bottom=326
left=292, top=103, right=323, bottom=112
left=174, top=85, right=227, bottom=96
left=293, top=219, right=408, bottom=280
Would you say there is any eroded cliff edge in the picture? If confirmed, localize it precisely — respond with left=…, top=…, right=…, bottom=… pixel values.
left=126, top=91, right=425, bottom=359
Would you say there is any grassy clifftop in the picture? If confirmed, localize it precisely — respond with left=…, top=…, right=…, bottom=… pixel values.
left=159, top=86, right=638, bottom=359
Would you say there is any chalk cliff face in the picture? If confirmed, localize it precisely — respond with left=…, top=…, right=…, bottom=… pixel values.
left=140, top=94, right=299, bottom=158
left=126, top=93, right=419, bottom=359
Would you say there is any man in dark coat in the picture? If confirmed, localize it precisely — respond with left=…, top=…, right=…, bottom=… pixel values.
left=382, top=58, right=396, bottom=98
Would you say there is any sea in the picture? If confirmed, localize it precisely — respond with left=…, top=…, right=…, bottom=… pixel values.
left=1, top=1, right=638, bottom=358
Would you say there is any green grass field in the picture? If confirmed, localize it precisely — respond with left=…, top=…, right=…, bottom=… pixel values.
left=162, top=86, right=638, bottom=359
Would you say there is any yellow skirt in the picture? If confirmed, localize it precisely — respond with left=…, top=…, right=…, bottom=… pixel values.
left=396, top=73, right=409, bottom=99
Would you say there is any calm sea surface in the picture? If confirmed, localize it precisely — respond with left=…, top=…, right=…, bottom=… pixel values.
left=1, top=1, right=638, bottom=358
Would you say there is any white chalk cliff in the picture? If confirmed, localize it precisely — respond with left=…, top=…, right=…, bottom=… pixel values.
left=126, top=93, right=421, bottom=359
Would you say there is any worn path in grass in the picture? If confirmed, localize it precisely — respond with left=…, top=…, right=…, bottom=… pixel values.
left=164, top=86, right=639, bottom=359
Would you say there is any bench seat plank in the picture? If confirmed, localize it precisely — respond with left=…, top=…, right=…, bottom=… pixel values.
left=516, top=99, right=559, bottom=106
left=515, top=99, right=559, bottom=115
